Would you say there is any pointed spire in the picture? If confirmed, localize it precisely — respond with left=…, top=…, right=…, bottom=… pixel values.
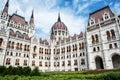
left=58, top=12, right=61, bottom=22
left=30, top=9, right=34, bottom=24
left=5, top=0, right=9, bottom=7
left=3, top=0, right=9, bottom=14
left=31, top=9, right=34, bottom=18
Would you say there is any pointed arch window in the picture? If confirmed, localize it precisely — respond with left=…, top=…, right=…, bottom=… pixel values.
left=6, top=58, right=11, bottom=65
left=33, top=46, right=37, bottom=53
left=91, top=35, right=95, bottom=44
left=111, top=29, right=116, bottom=39
left=79, top=43, right=81, bottom=50
left=106, top=31, right=111, bottom=41
left=15, top=59, right=20, bottom=65
left=81, top=59, right=85, bottom=65
left=20, top=43, right=22, bottom=50
left=93, top=47, right=96, bottom=52
left=12, top=42, right=14, bottom=49
left=109, top=44, right=113, bottom=49
left=95, top=34, right=99, bottom=43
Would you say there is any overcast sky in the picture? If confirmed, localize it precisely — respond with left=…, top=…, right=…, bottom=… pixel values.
left=0, top=0, right=120, bottom=39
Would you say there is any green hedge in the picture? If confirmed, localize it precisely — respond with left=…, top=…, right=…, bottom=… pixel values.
left=0, top=66, right=40, bottom=76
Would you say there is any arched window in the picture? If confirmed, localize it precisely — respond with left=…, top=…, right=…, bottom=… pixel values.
left=0, top=38, right=3, bottom=47
left=33, top=46, right=37, bottom=52
left=73, top=45, right=74, bottom=51
left=95, top=34, right=99, bottom=43
left=81, top=59, right=85, bottom=65
left=74, top=60, right=77, bottom=65
left=27, top=45, right=29, bottom=51
left=79, top=43, right=81, bottom=50
left=32, top=60, right=35, bottom=66
left=23, top=60, right=27, bottom=66
left=93, top=47, right=96, bottom=52
left=109, top=44, right=113, bottom=49
left=114, top=43, right=118, bottom=48
left=16, top=43, right=19, bottom=49
left=104, top=13, right=109, bottom=20
left=106, top=31, right=111, bottom=41
left=24, top=45, right=26, bottom=51
left=20, top=43, right=22, bottom=50
left=75, top=44, right=77, bottom=50
left=6, top=58, right=11, bottom=65
left=12, top=42, right=14, bottom=49
left=91, top=35, right=95, bottom=44
left=69, top=46, right=71, bottom=52
left=82, top=42, right=84, bottom=49
left=97, top=47, right=100, bottom=51
left=111, top=29, right=116, bottom=39
left=15, top=59, right=19, bottom=65
left=90, top=19, right=95, bottom=25
left=83, top=52, right=85, bottom=56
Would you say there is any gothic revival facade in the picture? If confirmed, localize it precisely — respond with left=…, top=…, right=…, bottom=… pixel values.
left=0, top=0, right=120, bottom=72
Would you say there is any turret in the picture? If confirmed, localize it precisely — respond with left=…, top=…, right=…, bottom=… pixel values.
left=29, top=10, right=35, bottom=37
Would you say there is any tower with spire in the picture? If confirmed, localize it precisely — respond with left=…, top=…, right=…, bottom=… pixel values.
left=29, top=10, right=35, bottom=37
left=3, top=0, right=9, bottom=14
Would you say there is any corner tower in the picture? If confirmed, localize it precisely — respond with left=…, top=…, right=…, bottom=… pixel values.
left=50, top=13, right=69, bottom=41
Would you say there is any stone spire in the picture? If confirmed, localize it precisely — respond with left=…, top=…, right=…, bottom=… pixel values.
left=29, top=9, right=34, bottom=24
left=57, top=12, right=61, bottom=22
left=3, top=0, right=9, bottom=14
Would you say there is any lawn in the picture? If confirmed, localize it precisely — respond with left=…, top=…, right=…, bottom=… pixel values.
left=0, top=69, right=120, bottom=80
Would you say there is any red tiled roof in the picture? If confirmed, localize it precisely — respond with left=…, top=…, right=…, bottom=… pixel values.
left=10, top=14, right=27, bottom=25
left=52, top=21, right=67, bottom=30
left=88, top=6, right=114, bottom=25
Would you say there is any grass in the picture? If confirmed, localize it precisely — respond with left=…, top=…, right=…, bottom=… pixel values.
left=0, top=69, right=120, bottom=80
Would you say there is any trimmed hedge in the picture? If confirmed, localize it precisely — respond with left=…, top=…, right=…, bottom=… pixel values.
left=0, top=66, right=40, bottom=76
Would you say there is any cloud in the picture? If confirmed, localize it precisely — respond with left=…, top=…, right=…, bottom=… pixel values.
left=1, top=0, right=119, bottom=40
left=113, top=3, right=120, bottom=15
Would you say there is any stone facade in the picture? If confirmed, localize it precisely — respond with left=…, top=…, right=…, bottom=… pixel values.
left=0, top=0, right=120, bottom=72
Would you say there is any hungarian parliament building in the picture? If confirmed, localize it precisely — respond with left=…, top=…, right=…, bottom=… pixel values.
left=0, top=0, right=120, bottom=72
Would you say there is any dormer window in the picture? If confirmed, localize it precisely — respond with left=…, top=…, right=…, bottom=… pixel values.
left=103, top=12, right=110, bottom=20
left=90, top=18, right=95, bottom=26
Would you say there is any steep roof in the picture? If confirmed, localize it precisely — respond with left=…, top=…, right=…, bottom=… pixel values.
left=88, top=6, right=114, bottom=25
left=10, top=14, right=27, bottom=25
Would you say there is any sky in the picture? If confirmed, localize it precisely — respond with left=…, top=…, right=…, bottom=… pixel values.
left=0, top=0, right=120, bottom=39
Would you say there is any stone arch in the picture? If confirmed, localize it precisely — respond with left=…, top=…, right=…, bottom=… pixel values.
left=112, top=53, right=120, bottom=68
left=95, top=56, right=104, bottom=69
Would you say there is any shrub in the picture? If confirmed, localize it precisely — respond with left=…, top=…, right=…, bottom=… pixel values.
left=31, top=67, right=40, bottom=76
